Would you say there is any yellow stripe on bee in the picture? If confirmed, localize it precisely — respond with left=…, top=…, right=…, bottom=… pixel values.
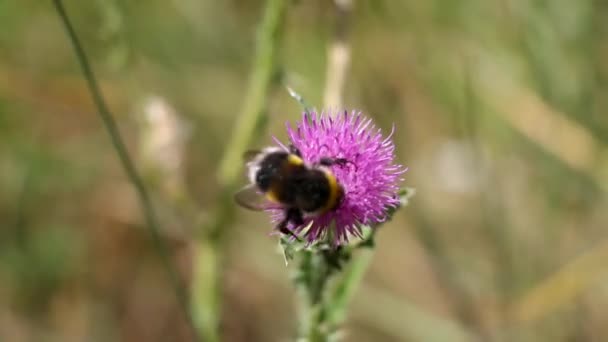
left=287, top=154, right=304, bottom=166
left=265, top=190, right=280, bottom=203
left=321, top=171, right=341, bottom=213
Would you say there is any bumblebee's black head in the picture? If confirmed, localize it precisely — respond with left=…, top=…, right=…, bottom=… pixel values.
left=254, top=151, right=291, bottom=192
left=247, top=147, right=288, bottom=186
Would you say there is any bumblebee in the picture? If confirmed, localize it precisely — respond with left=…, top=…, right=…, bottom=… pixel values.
left=234, top=145, right=347, bottom=236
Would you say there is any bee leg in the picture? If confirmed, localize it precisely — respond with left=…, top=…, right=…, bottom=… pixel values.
left=277, top=208, right=303, bottom=241
left=288, top=144, right=302, bottom=157
left=318, top=157, right=350, bottom=168
left=290, top=208, right=305, bottom=226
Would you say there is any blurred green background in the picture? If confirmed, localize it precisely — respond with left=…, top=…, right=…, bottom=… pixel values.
left=2, top=0, right=608, bottom=341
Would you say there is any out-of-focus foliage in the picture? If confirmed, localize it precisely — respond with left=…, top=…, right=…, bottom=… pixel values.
left=1, top=0, right=607, bottom=341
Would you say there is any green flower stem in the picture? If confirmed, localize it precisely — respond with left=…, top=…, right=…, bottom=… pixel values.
left=192, top=0, right=288, bottom=341
left=296, top=250, right=334, bottom=342
left=325, top=247, right=373, bottom=327
left=294, top=189, right=414, bottom=341
left=306, top=305, right=329, bottom=342
left=295, top=246, right=373, bottom=342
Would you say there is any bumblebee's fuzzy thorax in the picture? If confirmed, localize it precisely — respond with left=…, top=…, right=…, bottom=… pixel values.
left=244, top=148, right=343, bottom=214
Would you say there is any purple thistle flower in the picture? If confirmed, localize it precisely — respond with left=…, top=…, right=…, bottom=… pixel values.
left=271, top=110, right=406, bottom=245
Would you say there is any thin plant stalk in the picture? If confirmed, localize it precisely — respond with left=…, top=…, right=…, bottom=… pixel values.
left=325, top=247, right=373, bottom=326
left=217, top=0, right=288, bottom=187
left=192, top=0, right=288, bottom=341
left=50, top=0, right=200, bottom=339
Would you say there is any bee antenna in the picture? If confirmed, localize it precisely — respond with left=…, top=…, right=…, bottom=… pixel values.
left=278, top=208, right=305, bottom=242
left=318, top=157, right=357, bottom=172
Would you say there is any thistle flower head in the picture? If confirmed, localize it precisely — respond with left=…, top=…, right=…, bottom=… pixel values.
left=272, top=110, right=406, bottom=245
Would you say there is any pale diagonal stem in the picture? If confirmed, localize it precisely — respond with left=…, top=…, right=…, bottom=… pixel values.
left=323, top=0, right=353, bottom=109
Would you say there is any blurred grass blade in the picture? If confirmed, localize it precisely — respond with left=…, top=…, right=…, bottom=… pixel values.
left=512, top=239, right=608, bottom=323
left=50, top=0, right=199, bottom=339
left=353, top=284, right=475, bottom=342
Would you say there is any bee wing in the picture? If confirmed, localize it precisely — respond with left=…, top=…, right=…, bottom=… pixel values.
left=234, top=184, right=274, bottom=211
left=243, top=150, right=262, bottom=162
